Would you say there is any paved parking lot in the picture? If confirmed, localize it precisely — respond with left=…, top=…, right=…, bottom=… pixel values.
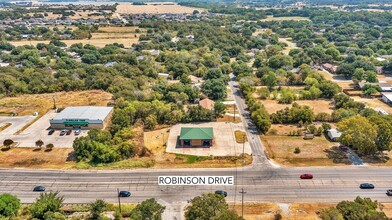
left=0, top=116, right=35, bottom=135
left=0, top=111, right=87, bottom=148
left=166, top=122, right=251, bottom=156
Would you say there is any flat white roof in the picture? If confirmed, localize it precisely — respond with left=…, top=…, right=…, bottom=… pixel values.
left=382, top=92, right=392, bottom=101
left=53, top=106, right=113, bottom=121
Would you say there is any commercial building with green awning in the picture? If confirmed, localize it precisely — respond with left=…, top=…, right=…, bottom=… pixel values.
left=50, top=106, right=113, bottom=130
left=179, top=127, right=214, bottom=147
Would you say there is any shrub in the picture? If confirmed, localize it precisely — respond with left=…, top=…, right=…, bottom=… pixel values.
left=294, top=147, right=301, bottom=154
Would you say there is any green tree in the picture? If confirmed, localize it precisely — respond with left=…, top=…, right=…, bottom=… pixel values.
left=262, top=72, right=277, bottom=89
left=337, top=116, right=378, bottom=155
left=362, top=84, right=381, bottom=96
left=185, top=193, right=229, bottom=220
left=201, top=79, right=227, bottom=100
left=0, top=193, right=20, bottom=217
left=250, top=105, right=271, bottom=134
left=89, top=199, right=107, bottom=220
left=268, top=55, right=293, bottom=69
left=130, top=198, right=165, bottom=220
left=46, top=143, right=54, bottom=151
left=213, top=101, right=226, bottom=118
left=35, top=139, right=44, bottom=149
left=336, top=197, right=387, bottom=220
left=145, top=114, right=158, bottom=130
left=319, top=207, right=343, bottom=220
left=30, top=192, right=64, bottom=220
left=211, top=209, right=242, bottom=220
left=43, top=212, right=66, bottom=220
left=2, top=139, right=13, bottom=148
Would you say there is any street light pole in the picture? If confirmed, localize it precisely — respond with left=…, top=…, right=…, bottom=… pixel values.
left=240, top=133, right=246, bottom=219
left=117, top=188, right=122, bottom=213
left=240, top=188, right=246, bottom=219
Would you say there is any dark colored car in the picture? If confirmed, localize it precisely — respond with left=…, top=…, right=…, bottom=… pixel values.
left=59, top=129, right=67, bottom=136
left=360, top=183, right=375, bottom=189
left=33, top=186, right=45, bottom=192
left=387, top=190, right=392, bottom=196
left=215, top=190, right=228, bottom=197
left=300, top=174, right=313, bottom=179
left=48, top=129, right=55, bottom=135
left=118, top=191, right=131, bottom=197
left=66, top=130, right=72, bottom=135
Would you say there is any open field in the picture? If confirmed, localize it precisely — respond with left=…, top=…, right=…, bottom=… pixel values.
left=261, top=135, right=340, bottom=166
left=116, top=2, right=202, bottom=14
left=231, top=203, right=281, bottom=220
left=352, top=96, right=392, bottom=114
left=98, top=26, right=142, bottom=33
left=0, top=90, right=112, bottom=116
left=260, top=15, right=310, bottom=22
left=260, top=99, right=334, bottom=114
left=0, top=148, right=75, bottom=169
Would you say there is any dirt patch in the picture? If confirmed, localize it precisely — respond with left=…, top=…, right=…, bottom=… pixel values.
left=230, top=203, right=281, bottom=220
left=0, top=148, right=75, bottom=169
left=289, top=203, right=335, bottom=220
left=260, top=99, right=334, bottom=114
left=261, top=135, right=340, bottom=166
left=216, top=115, right=242, bottom=123
left=0, top=90, right=112, bottom=116
left=98, top=26, right=142, bottom=33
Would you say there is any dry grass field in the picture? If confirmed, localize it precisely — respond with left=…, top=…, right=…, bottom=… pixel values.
left=260, top=99, right=334, bottom=114
left=230, top=203, right=281, bottom=220
left=352, top=96, right=392, bottom=114
left=116, top=2, right=202, bottom=14
left=261, top=135, right=338, bottom=166
left=10, top=36, right=139, bottom=48
left=0, top=148, right=75, bottom=169
left=98, top=26, right=142, bottom=33
left=289, top=203, right=335, bottom=220
left=260, top=15, right=310, bottom=22
left=0, top=90, right=112, bottom=116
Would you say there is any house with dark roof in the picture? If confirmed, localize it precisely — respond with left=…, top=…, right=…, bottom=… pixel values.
left=179, top=127, right=214, bottom=147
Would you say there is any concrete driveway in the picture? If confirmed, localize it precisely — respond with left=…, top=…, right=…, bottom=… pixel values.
left=166, top=122, right=251, bottom=156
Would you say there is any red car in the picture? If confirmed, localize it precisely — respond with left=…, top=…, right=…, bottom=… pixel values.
left=300, top=174, right=313, bottom=179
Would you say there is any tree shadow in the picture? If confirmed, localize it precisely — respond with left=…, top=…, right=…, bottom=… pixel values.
left=44, top=149, right=53, bottom=152
left=32, top=148, right=41, bottom=152
left=1, top=147, right=11, bottom=152
left=324, top=146, right=351, bottom=164
left=66, top=151, right=76, bottom=162
left=361, top=152, right=390, bottom=164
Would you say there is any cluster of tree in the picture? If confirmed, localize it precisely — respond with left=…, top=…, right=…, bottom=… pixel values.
left=73, top=129, right=138, bottom=164
left=320, top=196, right=388, bottom=220
left=270, top=103, right=314, bottom=124
left=0, top=192, right=165, bottom=220
left=239, top=78, right=271, bottom=134
left=337, top=115, right=392, bottom=155
left=185, top=193, right=242, bottom=220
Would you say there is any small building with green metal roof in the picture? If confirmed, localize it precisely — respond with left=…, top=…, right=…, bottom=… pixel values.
left=179, top=127, right=214, bottom=147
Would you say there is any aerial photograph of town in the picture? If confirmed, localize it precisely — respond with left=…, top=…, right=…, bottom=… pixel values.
left=0, top=0, right=392, bottom=219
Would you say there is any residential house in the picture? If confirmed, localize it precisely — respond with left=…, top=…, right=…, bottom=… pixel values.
left=198, top=98, right=215, bottom=111
left=381, top=92, right=392, bottom=105
left=327, top=129, right=342, bottom=141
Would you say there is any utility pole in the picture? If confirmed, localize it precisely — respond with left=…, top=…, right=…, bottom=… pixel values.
left=52, top=95, right=56, bottom=110
left=117, top=188, right=122, bottom=213
left=240, top=188, right=246, bottom=219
